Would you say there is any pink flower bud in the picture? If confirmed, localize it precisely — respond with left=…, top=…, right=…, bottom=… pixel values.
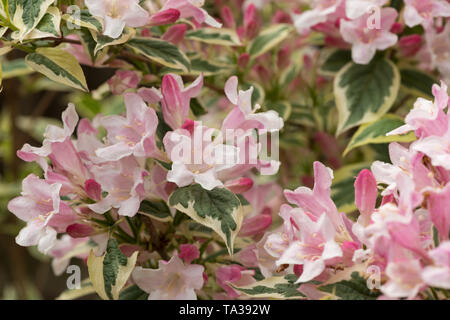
left=107, top=70, right=140, bottom=96
left=181, top=118, right=195, bottom=135
left=162, top=24, right=187, bottom=45
left=244, top=4, right=260, bottom=39
left=398, top=34, right=422, bottom=57
left=237, top=53, right=250, bottom=68
left=272, top=10, right=292, bottom=24
left=77, top=118, right=98, bottom=136
left=85, top=179, right=102, bottom=201
left=66, top=223, right=94, bottom=238
left=149, top=8, right=180, bottom=26
left=179, top=244, right=200, bottom=264
left=239, top=214, right=272, bottom=237
left=354, top=169, right=377, bottom=225
left=277, top=46, right=291, bottom=70
left=225, top=177, right=254, bottom=194
left=390, top=22, right=403, bottom=34
left=137, top=87, right=162, bottom=104
left=221, top=6, right=235, bottom=28
left=294, top=264, right=303, bottom=277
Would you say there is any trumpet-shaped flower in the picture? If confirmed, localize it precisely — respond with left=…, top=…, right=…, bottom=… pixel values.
left=403, top=0, right=450, bottom=28
left=86, top=0, right=150, bottom=38
left=132, top=255, right=204, bottom=300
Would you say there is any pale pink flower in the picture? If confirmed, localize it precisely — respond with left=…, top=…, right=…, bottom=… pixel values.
left=163, top=123, right=239, bottom=190
left=427, top=183, right=450, bottom=241
left=7, top=174, right=76, bottom=253
left=49, top=235, right=90, bottom=275
left=340, top=7, right=398, bottom=64
left=86, top=0, right=150, bottom=38
left=132, top=255, right=204, bottom=300
left=95, top=93, right=160, bottom=161
left=422, top=241, right=450, bottom=289
left=354, top=169, right=378, bottom=226
left=345, top=0, right=388, bottom=19
left=293, top=0, right=345, bottom=35
left=403, top=0, right=450, bottom=28
left=388, top=81, right=449, bottom=138
left=88, top=156, right=148, bottom=217
left=107, top=70, right=141, bottom=95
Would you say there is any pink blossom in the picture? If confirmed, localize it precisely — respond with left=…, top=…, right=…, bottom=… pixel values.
left=132, top=255, right=204, bottom=300
left=293, top=0, right=345, bottom=35
left=148, top=8, right=180, bottom=26
left=340, top=7, right=398, bottom=64
left=345, top=0, right=388, bottom=20
left=162, top=24, right=187, bottom=44
left=86, top=0, right=150, bottom=38
left=49, top=235, right=90, bottom=275
left=88, top=156, right=148, bottom=217
left=422, top=241, right=450, bottom=289
left=107, top=70, right=141, bottom=95
left=354, top=169, right=378, bottom=226
left=95, top=93, right=160, bottom=161
left=7, top=174, right=76, bottom=253
left=403, top=0, right=450, bottom=28
left=161, top=0, right=222, bottom=28
left=160, top=74, right=203, bottom=130
left=215, top=265, right=256, bottom=298
left=427, top=184, right=450, bottom=241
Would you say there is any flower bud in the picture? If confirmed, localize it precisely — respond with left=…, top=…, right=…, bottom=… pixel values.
left=354, top=169, right=377, bottom=225
left=66, top=223, right=94, bottom=238
left=225, top=177, right=254, bottom=194
left=149, top=8, right=180, bottom=26
left=162, top=24, right=187, bottom=45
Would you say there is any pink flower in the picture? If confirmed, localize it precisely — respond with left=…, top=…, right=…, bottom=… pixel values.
left=85, top=0, right=150, bottom=38
left=161, top=0, right=222, bottom=28
left=49, top=235, right=90, bottom=275
left=149, top=8, right=180, bottom=26
left=107, top=70, right=141, bottom=95
left=340, top=7, right=398, bottom=64
left=293, top=0, right=345, bottom=35
left=88, top=156, right=148, bottom=217
left=354, top=169, right=378, bottom=226
left=132, top=255, right=204, bottom=300
left=239, top=213, right=272, bottom=237
left=163, top=123, right=239, bottom=190
left=403, top=0, right=450, bottom=28
left=345, top=0, right=388, bottom=19
left=276, top=212, right=343, bottom=283
left=179, top=244, right=200, bottom=264
left=95, top=93, right=160, bottom=161
left=215, top=265, right=256, bottom=298
left=161, top=74, right=203, bottom=130
left=398, top=34, right=423, bottom=57
left=162, top=24, right=187, bottom=44
left=427, top=184, right=450, bottom=241
left=422, top=241, right=450, bottom=289
left=7, top=174, right=76, bottom=253
left=388, top=81, right=449, bottom=138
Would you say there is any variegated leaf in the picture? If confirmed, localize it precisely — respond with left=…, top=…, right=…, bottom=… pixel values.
left=62, top=9, right=103, bottom=33
left=56, top=279, right=96, bottom=300
left=126, top=37, right=190, bottom=72
left=87, top=239, right=138, bottom=300
left=185, top=28, right=241, bottom=46
left=400, top=68, right=436, bottom=98
left=25, top=47, right=88, bottom=91
left=138, top=199, right=172, bottom=222
left=247, top=24, right=292, bottom=59
left=91, top=27, right=135, bottom=55
left=344, top=114, right=416, bottom=156
left=232, top=274, right=304, bottom=299
left=319, top=272, right=380, bottom=300
left=169, top=184, right=245, bottom=255
left=21, top=6, right=61, bottom=40
left=334, top=57, right=400, bottom=135
left=8, top=0, right=55, bottom=41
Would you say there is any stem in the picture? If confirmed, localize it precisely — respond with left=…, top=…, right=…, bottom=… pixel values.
left=142, top=216, right=169, bottom=260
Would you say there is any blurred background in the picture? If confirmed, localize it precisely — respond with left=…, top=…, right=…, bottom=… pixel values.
left=0, top=50, right=118, bottom=299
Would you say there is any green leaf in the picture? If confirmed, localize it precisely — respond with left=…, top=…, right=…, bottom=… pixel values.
left=1, top=58, right=32, bottom=79
left=8, top=0, right=54, bottom=41
left=138, top=199, right=172, bottom=222
left=331, top=162, right=371, bottom=214
left=266, top=101, right=291, bottom=121
left=247, top=24, right=292, bottom=59
left=62, top=9, right=103, bottom=33
left=400, top=68, right=436, bottom=98
left=344, top=114, right=416, bottom=156
left=320, top=50, right=352, bottom=75
left=119, top=285, right=149, bottom=300
left=319, top=272, right=380, bottom=300
left=169, top=184, right=245, bottom=255
left=25, top=47, right=88, bottom=92
left=190, top=98, right=207, bottom=116
left=126, top=37, right=190, bottom=72
left=87, top=239, right=138, bottom=300
left=56, top=279, right=96, bottom=300
left=334, top=57, right=400, bottom=135
left=91, top=27, right=135, bottom=55
left=185, top=28, right=241, bottom=46
left=232, top=274, right=304, bottom=299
